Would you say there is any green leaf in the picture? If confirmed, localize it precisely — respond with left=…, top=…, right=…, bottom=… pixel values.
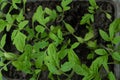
left=109, top=19, right=120, bottom=39
left=24, top=44, right=33, bottom=55
left=47, top=63, right=60, bottom=75
left=0, top=34, right=6, bottom=48
left=4, top=52, right=17, bottom=60
left=51, top=10, right=57, bottom=21
left=33, top=6, right=46, bottom=26
left=30, top=77, right=36, bottom=80
left=45, top=8, right=57, bottom=21
left=39, top=41, right=49, bottom=49
left=12, top=47, right=32, bottom=73
left=12, top=61, right=22, bottom=71
left=35, top=25, right=45, bottom=33
left=60, top=62, right=72, bottom=72
left=49, top=32, right=62, bottom=46
left=18, top=20, right=28, bottom=30
left=71, top=42, right=80, bottom=49
left=50, top=25, right=60, bottom=33
left=87, top=53, right=94, bottom=59
left=112, top=36, right=120, bottom=44
left=33, top=41, right=48, bottom=51
left=88, top=6, right=94, bottom=10
left=95, top=49, right=107, bottom=55
left=75, top=36, right=84, bottom=43
left=0, top=51, right=4, bottom=57
left=41, top=32, right=47, bottom=39
left=63, top=7, right=70, bottom=11
left=103, top=58, right=109, bottom=73
left=91, top=14, right=94, bottom=22
left=84, top=31, right=94, bottom=41
left=90, top=56, right=107, bottom=71
left=12, top=0, right=21, bottom=9
left=94, top=73, right=101, bottom=80
left=45, top=8, right=52, bottom=15
left=112, top=52, right=120, bottom=61
left=0, top=19, right=7, bottom=32
left=57, top=29, right=63, bottom=40
left=12, top=56, right=32, bottom=73
left=80, top=14, right=92, bottom=25
left=6, top=13, right=14, bottom=31
left=83, top=73, right=95, bottom=80
left=25, top=27, right=35, bottom=40
left=56, top=6, right=63, bottom=12
left=68, top=49, right=80, bottom=65
left=61, top=0, right=72, bottom=11
left=12, top=31, right=26, bottom=52
left=89, top=0, right=97, bottom=7
left=73, top=64, right=89, bottom=76
left=45, top=9, right=57, bottom=22
left=64, top=22, right=75, bottom=34
left=16, top=9, right=24, bottom=22
left=58, top=49, right=68, bottom=60
left=49, top=32, right=58, bottom=41
left=47, top=44, right=59, bottom=67
left=87, top=40, right=97, bottom=49
left=99, top=29, right=110, bottom=41
left=106, top=13, right=111, bottom=20
left=1, top=2, right=8, bottom=10
left=0, top=12, right=4, bottom=18
left=11, top=30, right=18, bottom=40
left=61, top=0, right=72, bottom=7
left=0, top=61, right=4, bottom=66
left=88, top=9, right=94, bottom=14
left=6, top=13, right=13, bottom=24
left=35, top=69, right=41, bottom=74
left=109, top=23, right=115, bottom=40
left=48, top=44, right=56, bottom=59
left=0, top=72, right=2, bottom=80
left=35, top=53, right=44, bottom=68
left=108, top=72, right=116, bottom=80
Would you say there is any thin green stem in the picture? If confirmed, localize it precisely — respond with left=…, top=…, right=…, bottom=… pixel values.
left=37, top=71, right=41, bottom=80
left=66, top=70, right=74, bottom=80
left=0, top=47, right=6, bottom=52
left=0, top=61, right=12, bottom=71
left=59, top=70, right=69, bottom=77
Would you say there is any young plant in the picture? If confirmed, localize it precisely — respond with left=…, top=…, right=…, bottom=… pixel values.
left=0, top=0, right=119, bottom=80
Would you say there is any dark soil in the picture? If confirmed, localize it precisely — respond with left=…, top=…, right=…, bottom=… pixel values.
left=2, top=1, right=115, bottom=80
